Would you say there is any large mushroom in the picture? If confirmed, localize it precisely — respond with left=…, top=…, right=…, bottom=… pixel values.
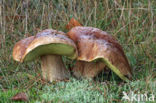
left=67, top=26, right=132, bottom=81
left=13, top=29, right=77, bottom=82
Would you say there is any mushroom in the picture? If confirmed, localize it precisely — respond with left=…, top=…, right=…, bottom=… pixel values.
left=67, top=26, right=132, bottom=81
left=13, top=29, right=78, bottom=82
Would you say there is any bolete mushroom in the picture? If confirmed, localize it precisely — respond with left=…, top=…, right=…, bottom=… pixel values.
left=13, top=29, right=77, bottom=82
left=67, top=26, right=132, bottom=81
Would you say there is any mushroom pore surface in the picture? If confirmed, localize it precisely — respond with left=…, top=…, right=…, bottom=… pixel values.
left=23, top=43, right=76, bottom=62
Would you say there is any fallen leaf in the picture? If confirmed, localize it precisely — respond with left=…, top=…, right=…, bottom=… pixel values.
left=66, top=18, right=82, bottom=30
left=11, top=92, right=28, bottom=101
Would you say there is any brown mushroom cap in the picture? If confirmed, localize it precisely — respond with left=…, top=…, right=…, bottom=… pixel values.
left=67, top=26, right=132, bottom=81
left=13, top=29, right=78, bottom=62
left=13, top=36, right=35, bottom=62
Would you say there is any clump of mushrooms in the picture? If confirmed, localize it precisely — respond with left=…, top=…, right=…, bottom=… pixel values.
left=13, top=29, right=77, bottom=82
left=66, top=19, right=132, bottom=81
left=13, top=18, right=133, bottom=82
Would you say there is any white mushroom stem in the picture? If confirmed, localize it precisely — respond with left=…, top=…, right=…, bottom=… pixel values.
left=41, top=55, right=70, bottom=82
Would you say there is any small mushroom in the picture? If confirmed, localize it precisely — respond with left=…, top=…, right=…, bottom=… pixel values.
left=67, top=26, right=132, bottom=81
left=13, top=29, right=77, bottom=82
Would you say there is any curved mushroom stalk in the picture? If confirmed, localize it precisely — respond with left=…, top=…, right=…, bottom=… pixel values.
left=41, top=55, right=70, bottom=82
left=13, top=29, right=78, bottom=82
left=67, top=27, right=132, bottom=81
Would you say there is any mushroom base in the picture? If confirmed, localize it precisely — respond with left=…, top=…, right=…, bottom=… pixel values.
left=72, top=61, right=106, bottom=79
left=41, top=55, right=70, bottom=82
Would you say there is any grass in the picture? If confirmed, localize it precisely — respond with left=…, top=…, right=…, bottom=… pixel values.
left=0, top=0, right=156, bottom=102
